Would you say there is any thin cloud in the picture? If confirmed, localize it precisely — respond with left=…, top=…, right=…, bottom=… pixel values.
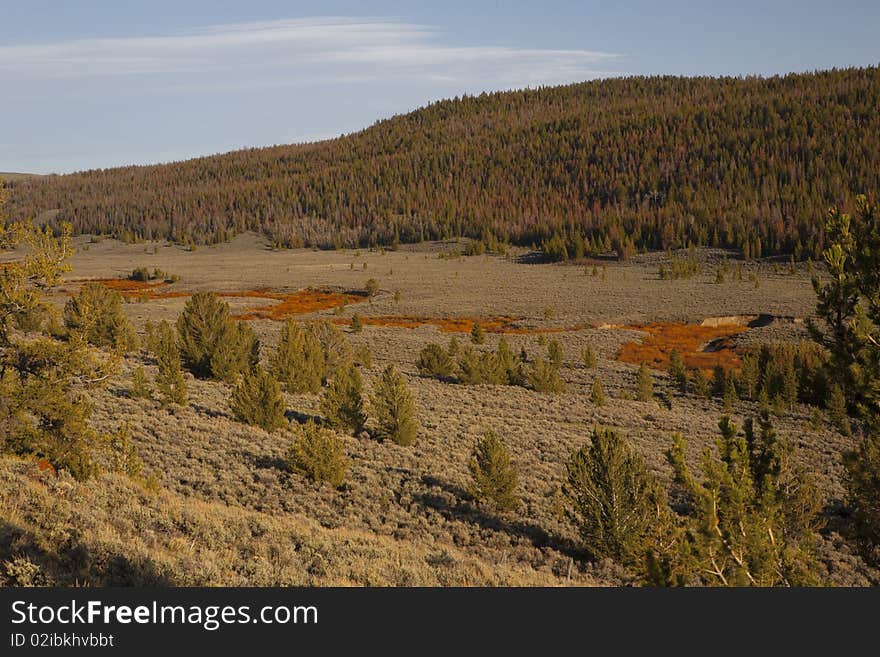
left=0, top=17, right=622, bottom=85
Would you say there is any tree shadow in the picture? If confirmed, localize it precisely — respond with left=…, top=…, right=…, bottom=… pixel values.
left=415, top=475, right=586, bottom=561
left=0, top=518, right=176, bottom=586
left=285, top=409, right=324, bottom=425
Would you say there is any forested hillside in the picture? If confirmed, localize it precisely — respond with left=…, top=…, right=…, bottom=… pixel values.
left=6, top=66, right=879, bottom=259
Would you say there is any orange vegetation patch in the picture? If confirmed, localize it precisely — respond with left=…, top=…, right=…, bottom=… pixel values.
left=617, top=322, right=748, bottom=371
left=229, top=288, right=366, bottom=320
left=332, top=315, right=584, bottom=335
left=70, top=277, right=168, bottom=295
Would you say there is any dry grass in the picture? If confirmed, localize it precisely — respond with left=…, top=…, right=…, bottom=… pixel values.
left=2, top=236, right=874, bottom=586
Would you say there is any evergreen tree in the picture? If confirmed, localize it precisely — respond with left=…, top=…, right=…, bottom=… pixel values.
left=130, top=365, right=152, bottom=399
left=665, top=415, right=824, bottom=586
left=636, top=362, right=654, bottom=402
left=416, top=342, right=456, bottom=379
left=564, top=428, right=664, bottom=563
left=668, top=349, right=688, bottom=392
left=0, top=216, right=111, bottom=480
left=63, top=282, right=137, bottom=352
left=582, top=344, right=597, bottom=369
left=271, top=318, right=325, bottom=393
left=152, top=320, right=187, bottom=406
left=350, top=313, right=363, bottom=333
left=231, top=366, right=286, bottom=431
left=547, top=339, right=563, bottom=368
left=468, top=431, right=519, bottom=511
left=470, top=321, right=485, bottom=345
left=526, top=357, right=565, bottom=393
left=692, top=368, right=711, bottom=398
left=826, top=383, right=852, bottom=436
left=288, top=420, right=348, bottom=488
left=371, top=365, right=418, bottom=445
left=590, top=377, right=606, bottom=405
left=177, top=291, right=258, bottom=381
left=321, top=363, right=366, bottom=435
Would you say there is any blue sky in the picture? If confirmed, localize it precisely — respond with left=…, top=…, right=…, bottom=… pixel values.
left=1, top=1, right=878, bottom=174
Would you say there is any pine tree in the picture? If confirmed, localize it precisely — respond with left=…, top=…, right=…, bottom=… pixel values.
left=582, top=344, right=597, bottom=369
left=177, top=291, right=258, bottom=381
left=590, top=377, right=606, bottom=405
left=666, top=415, right=824, bottom=586
left=526, top=357, right=565, bottom=393
left=783, top=360, right=799, bottom=410
left=321, top=363, right=366, bottom=435
left=416, top=342, right=456, bottom=379
left=692, top=368, right=711, bottom=398
left=547, top=339, right=563, bottom=368
left=470, top=321, right=485, bottom=345
left=63, top=282, right=137, bottom=352
left=468, top=431, right=519, bottom=511
left=288, top=420, right=348, bottom=488
left=231, top=366, right=286, bottom=431
left=152, top=320, right=187, bottom=406
left=350, top=313, right=363, bottom=333
left=668, top=349, right=687, bottom=392
left=564, top=428, right=664, bottom=563
left=0, top=215, right=111, bottom=481
left=271, top=319, right=325, bottom=393
left=365, top=278, right=379, bottom=298
left=636, top=362, right=654, bottom=402
left=371, top=365, right=418, bottom=445
left=826, top=383, right=851, bottom=436
left=130, top=365, right=152, bottom=399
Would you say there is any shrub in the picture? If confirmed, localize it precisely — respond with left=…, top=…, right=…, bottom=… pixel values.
left=547, top=339, right=563, bottom=368
left=309, top=320, right=352, bottom=380
left=63, top=282, right=137, bottom=351
left=371, top=365, right=418, bottom=445
left=665, top=414, right=825, bottom=585
left=526, top=357, right=565, bottom=393
left=271, top=319, right=325, bottom=393
left=365, top=278, right=379, bottom=297
left=416, top=342, right=456, bottom=379
left=350, top=313, right=363, bottom=333
left=668, top=348, right=687, bottom=392
left=470, top=322, right=485, bottom=345
left=129, top=267, right=151, bottom=282
left=582, top=345, right=597, bottom=369
left=288, top=420, right=348, bottom=488
left=152, top=320, right=187, bottom=406
left=844, top=435, right=880, bottom=566
left=108, top=422, right=144, bottom=479
left=468, top=431, right=519, bottom=511
left=130, top=365, right=151, bottom=399
left=590, top=377, right=606, bottom=405
left=177, top=291, right=259, bottom=381
left=636, top=362, right=654, bottom=402
left=321, top=363, right=366, bottom=435
left=495, top=336, right=522, bottom=384
left=692, top=368, right=710, bottom=398
left=564, top=428, right=663, bottom=563
left=231, top=366, right=286, bottom=431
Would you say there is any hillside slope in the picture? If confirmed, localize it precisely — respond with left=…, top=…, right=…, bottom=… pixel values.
left=6, top=67, right=880, bottom=258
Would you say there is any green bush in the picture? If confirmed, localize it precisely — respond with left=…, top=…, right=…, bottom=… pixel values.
left=177, top=291, right=259, bottom=381
left=152, top=320, right=187, bottom=406
left=271, top=319, right=325, bottom=393
left=288, top=420, right=348, bottom=488
left=416, top=342, right=456, bottom=379
left=564, top=428, right=662, bottom=563
left=231, top=366, right=286, bottom=431
left=468, top=431, right=519, bottom=511
left=371, top=365, right=418, bottom=445
left=470, top=322, right=485, bottom=345
left=526, top=357, right=565, bottom=393
left=589, top=377, right=606, bottom=405
left=582, top=344, right=597, bottom=369
left=130, top=365, right=152, bottom=399
left=63, top=282, right=137, bottom=351
left=321, top=363, right=366, bottom=435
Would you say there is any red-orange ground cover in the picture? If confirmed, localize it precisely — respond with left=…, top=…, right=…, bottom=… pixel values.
left=617, top=322, right=747, bottom=371
left=229, top=289, right=366, bottom=320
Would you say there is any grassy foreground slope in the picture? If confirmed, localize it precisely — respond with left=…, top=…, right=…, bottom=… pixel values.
left=7, top=67, right=880, bottom=257
left=0, top=456, right=594, bottom=586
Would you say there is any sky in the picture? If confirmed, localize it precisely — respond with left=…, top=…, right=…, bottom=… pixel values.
left=1, top=1, right=878, bottom=174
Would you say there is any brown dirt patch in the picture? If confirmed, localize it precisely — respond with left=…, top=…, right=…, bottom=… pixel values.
left=333, top=315, right=585, bottom=334
left=617, top=321, right=747, bottom=370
